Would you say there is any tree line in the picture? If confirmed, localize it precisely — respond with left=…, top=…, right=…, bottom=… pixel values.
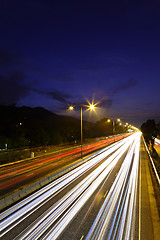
left=0, top=105, right=126, bottom=149
left=140, top=119, right=160, bottom=145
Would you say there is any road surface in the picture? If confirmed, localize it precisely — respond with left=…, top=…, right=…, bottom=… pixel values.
left=0, top=133, right=160, bottom=239
left=0, top=135, right=127, bottom=199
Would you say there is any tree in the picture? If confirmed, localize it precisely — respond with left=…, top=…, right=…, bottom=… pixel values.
left=141, top=119, right=157, bottom=144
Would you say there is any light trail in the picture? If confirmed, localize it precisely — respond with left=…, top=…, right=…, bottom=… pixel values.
left=12, top=133, right=139, bottom=240
left=86, top=132, right=141, bottom=240
left=15, top=135, right=134, bottom=240
left=0, top=136, right=129, bottom=237
left=0, top=134, right=129, bottom=193
left=0, top=133, right=140, bottom=240
left=155, top=138, right=160, bottom=147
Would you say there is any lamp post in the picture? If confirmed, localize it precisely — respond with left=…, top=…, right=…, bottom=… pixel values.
left=107, top=118, right=121, bottom=138
left=69, top=103, right=95, bottom=158
left=80, top=107, right=83, bottom=158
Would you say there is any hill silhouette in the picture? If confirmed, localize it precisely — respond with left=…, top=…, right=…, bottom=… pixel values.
left=0, top=105, right=94, bottom=149
left=0, top=105, right=126, bottom=149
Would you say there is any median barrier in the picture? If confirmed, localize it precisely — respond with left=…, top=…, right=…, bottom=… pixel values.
left=19, top=190, right=26, bottom=199
left=4, top=195, right=14, bottom=208
left=12, top=191, right=20, bottom=202
left=0, top=149, right=93, bottom=211
left=0, top=198, right=6, bottom=210
left=0, top=162, right=76, bottom=211
left=0, top=140, right=123, bottom=211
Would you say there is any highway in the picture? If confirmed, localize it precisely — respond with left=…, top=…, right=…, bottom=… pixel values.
left=0, top=134, right=127, bottom=197
left=0, top=132, right=160, bottom=240
left=155, top=138, right=160, bottom=150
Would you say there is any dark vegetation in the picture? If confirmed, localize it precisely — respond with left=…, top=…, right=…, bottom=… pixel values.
left=140, top=119, right=159, bottom=145
left=0, top=105, right=125, bottom=150
left=141, top=119, right=160, bottom=178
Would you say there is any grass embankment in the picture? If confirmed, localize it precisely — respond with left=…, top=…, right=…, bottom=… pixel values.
left=0, top=144, right=79, bottom=165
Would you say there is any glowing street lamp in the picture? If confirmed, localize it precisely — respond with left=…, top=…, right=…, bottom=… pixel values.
left=89, top=104, right=95, bottom=110
left=107, top=118, right=121, bottom=134
left=69, top=106, right=74, bottom=111
left=68, top=102, right=96, bottom=158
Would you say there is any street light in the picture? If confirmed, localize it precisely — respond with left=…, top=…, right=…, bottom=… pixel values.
left=89, top=104, right=95, bottom=110
left=69, top=103, right=95, bottom=158
left=107, top=118, right=121, bottom=135
left=69, top=106, right=74, bottom=111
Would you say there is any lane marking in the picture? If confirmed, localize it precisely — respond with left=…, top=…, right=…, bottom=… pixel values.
left=80, top=235, right=84, bottom=240
left=104, top=190, right=108, bottom=198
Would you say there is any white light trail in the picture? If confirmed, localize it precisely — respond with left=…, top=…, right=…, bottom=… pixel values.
left=41, top=140, right=134, bottom=240
left=0, top=133, right=141, bottom=240
left=0, top=136, right=130, bottom=237
left=86, top=132, right=141, bottom=240
left=12, top=134, right=139, bottom=240
left=155, top=138, right=160, bottom=146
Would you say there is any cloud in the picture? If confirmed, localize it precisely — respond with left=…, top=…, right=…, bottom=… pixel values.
left=98, top=98, right=113, bottom=108
left=85, top=91, right=113, bottom=109
left=33, top=89, right=73, bottom=103
left=32, top=88, right=114, bottom=112
left=31, top=86, right=114, bottom=116
left=48, top=91, right=72, bottom=102
left=110, top=78, right=138, bottom=95
left=0, top=72, right=29, bottom=105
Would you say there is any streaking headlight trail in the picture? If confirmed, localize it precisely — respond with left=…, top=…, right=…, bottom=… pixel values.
left=0, top=133, right=142, bottom=240
left=86, top=132, right=141, bottom=240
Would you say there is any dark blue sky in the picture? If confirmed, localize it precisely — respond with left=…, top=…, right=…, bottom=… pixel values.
left=0, top=0, right=160, bottom=127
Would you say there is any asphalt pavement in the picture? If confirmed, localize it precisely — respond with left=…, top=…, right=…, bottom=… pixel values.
left=1, top=134, right=160, bottom=240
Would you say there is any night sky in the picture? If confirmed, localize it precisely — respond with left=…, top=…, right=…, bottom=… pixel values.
left=0, top=0, right=160, bottom=127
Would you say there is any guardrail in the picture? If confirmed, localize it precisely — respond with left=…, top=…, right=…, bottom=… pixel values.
left=143, top=136, right=160, bottom=186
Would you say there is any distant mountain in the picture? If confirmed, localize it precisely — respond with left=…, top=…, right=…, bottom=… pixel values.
left=0, top=105, right=93, bottom=148
left=0, top=105, right=125, bottom=149
left=0, top=105, right=53, bottom=120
